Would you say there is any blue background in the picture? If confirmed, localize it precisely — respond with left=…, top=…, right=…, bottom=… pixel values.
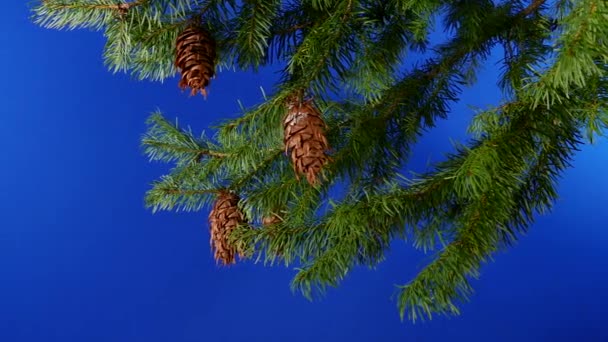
left=2, top=3, right=607, bottom=341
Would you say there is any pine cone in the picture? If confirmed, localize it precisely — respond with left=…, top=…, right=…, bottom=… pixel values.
left=208, top=191, right=245, bottom=265
left=284, top=98, right=330, bottom=185
left=262, top=213, right=282, bottom=226
left=175, top=25, right=216, bottom=97
left=262, top=211, right=284, bottom=256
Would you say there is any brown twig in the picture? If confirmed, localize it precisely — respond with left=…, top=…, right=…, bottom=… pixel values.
left=117, top=0, right=148, bottom=15
left=519, top=0, right=547, bottom=17
left=272, top=22, right=313, bottom=36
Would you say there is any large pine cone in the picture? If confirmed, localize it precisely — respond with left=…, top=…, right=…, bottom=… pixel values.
left=175, top=25, right=216, bottom=97
left=284, top=98, right=330, bottom=185
left=208, top=191, right=245, bottom=265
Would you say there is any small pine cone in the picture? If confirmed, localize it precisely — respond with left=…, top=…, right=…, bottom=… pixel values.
left=175, top=25, right=216, bottom=97
left=116, top=3, right=130, bottom=16
left=284, top=98, right=330, bottom=185
left=208, top=191, right=245, bottom=265
left=262, top=213, right=283, bottom=226
left=262, top=211, right=284, bottom=256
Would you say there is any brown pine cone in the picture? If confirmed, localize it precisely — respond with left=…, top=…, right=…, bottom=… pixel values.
left=208, top=191, right=245, bottom=265
left=284, top=98, right=330, bottom=185
left=175, top=25, right=216, bottom=97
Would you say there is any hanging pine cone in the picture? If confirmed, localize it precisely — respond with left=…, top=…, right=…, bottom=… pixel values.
left=175, top=25, right=216, bottom=97
left=208, top=191, right=245, bottom=265
left=284, top=98, right=330, bottom=185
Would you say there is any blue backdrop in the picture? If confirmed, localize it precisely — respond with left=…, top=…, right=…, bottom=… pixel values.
left=2, top=3, right=607, bottom=341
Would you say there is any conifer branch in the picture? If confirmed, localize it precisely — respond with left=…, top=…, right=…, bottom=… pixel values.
left=396, top=94, right=584, bottom=320
left=229, top=149, right=284, bottom=190
left=143, top=112, right=229, bottom=164
left=144, top=140, right=228, bottom=159
left=41, top=0, right=148, bottom=12
left=34, top=0, right=608, bottom=323
left=145, top=168, right=220, bottom=212
left=159, top=188, right=219, bottom=196
left=232, top=0, right=281, bottom=69
left=525, top=0, right=607, bottom=107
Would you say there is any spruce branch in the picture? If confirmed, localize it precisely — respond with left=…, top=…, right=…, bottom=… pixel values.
left=285, top=0, right=358, bottom=94
left=232, top=0, right=281, bottom=69
left=397, top=194, right=501, bottom=322
left=42, top=0, right=150, bottom=14
left=229, top=148, right=284, bottom=190
left=33, top=0, right=151, bottom=30
left=229, top=0, right=576, bottom=295
left=524, top=0, right=608, bottom=107
left=34, top=0, right=608, bottom=324
left=142, top=112, right=228, bottom=164
left=145, top=167, right=221, bottom=212
left=34, top=0, right=124, bottom=30
left=396, top=95, right=584, bottom=321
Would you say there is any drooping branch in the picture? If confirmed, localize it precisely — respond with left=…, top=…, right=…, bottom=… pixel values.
left=34, top=0, right=608, bottom=323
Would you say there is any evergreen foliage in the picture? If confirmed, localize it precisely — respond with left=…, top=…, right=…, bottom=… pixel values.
left=32, top=0, right=608, bottom=321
